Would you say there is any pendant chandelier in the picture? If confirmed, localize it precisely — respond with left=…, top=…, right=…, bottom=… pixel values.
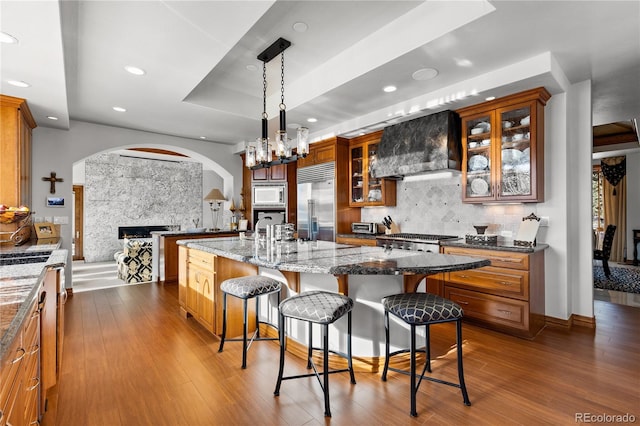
left=245, top=37, right=309, bottom=170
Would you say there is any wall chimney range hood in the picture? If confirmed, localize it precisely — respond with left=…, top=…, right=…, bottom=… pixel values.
left=370, top=110, right=462, bottom=179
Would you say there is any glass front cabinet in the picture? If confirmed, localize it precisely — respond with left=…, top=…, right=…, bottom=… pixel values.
left=348, top=132, right=396, bottom=207
left=457, top=87, right=551, bottom=203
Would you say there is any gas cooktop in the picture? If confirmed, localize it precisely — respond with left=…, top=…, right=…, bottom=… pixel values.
left=376, top=233, right=460, bottom=243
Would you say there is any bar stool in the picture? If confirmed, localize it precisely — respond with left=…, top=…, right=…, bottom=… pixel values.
left=274, top=290, right=356, bottom=417
left=218, top=275, right=282, bottom=369
left=381, top=292, right=470, bottom=417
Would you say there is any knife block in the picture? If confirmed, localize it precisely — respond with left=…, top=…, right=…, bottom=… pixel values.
left=385, top=223, right=400, bottom=234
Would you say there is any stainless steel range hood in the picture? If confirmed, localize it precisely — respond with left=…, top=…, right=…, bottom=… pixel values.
left=370, top=110, right=462, bottom=179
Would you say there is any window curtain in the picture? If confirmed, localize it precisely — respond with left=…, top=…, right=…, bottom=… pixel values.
left=602, top=156, right=626, bottom=262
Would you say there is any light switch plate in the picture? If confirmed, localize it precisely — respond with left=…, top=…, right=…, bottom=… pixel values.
left=53, top=216, right=69, bottom=225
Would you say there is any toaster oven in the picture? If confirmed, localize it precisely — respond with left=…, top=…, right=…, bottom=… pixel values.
left=351, top=222, right=384, bottom=234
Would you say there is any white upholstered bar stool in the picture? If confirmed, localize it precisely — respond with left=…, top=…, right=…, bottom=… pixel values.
left=218, top=275, right=282, bottom=369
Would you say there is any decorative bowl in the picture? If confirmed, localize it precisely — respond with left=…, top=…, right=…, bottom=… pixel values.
left=471, top=128, right=483, bottom=135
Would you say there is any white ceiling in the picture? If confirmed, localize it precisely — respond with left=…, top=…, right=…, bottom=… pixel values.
left=1, top=0, right=639, bottom=147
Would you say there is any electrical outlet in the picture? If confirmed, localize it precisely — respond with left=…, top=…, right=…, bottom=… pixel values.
left=53, top=216, right=69, bottom=225
left=44, top=216, right=52, bottom=223
left=501, top=230, right=513, bottom=238
left=539, top=216, right=549, bottom=227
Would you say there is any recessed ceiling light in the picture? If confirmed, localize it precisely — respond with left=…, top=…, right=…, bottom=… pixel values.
left=47, top=116, right=59, bottom=121
left=124, top=65, right=145, bottom=76
left=246, top=64, right=258, bottom=72
left=383, top=85, right=397, bottom=93
left=485, top=96, right=496, bottom=101
left=0, top=31, right=18, bottom=44
left=293, top=22, right=308, bottom=33
left=307, top=118, right=317, bottom=123
left=7, top=80, right=30, bottom=88
left=112, top=106, right=127, bottom=112
left=412, top=68, right=438, bottom=81
left=199, top=136, right=206, bottom=139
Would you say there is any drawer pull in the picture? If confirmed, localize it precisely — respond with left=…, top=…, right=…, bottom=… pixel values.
left=457, top=300, right=470, bottom=305
left=495, top=258, right=519, bottom=263
left=497, top=309, right=512, bottom=316
left=12, top=347, right=26, bottom=364
left=27, top=377, right=40, bottom=391
left=30, top=344, right=40, bottom=355
left=498, top=281, right=513, bottom=286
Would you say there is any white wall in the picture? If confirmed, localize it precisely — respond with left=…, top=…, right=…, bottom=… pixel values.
left=32, top=120, right=242, bottom=287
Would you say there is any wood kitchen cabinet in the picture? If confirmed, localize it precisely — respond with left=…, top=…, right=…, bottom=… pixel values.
left=442, top=245, right=545, bottom=338
left=178, top=246, right=258, bottom=337
left=0, top=95, right=36, bottom=244
left=252, top=163, right=286, bottom=181
left=0, top=298, right=39, bottom=426
left=457, top=88, right=550, bottom=203
left=348, top=131, right=396, bottom=207
left=295, top=138, right=336, bottom=168
left=335, top=236, right=377, bottom=246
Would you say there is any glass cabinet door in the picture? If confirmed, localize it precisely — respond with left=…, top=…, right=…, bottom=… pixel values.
left=350, top=145, right=364, bottom=204
left=366, top=143, right=382, bottom=203
left=498, top=105, right=532, bottom=198
left=464, top=114, right=493, bottom=199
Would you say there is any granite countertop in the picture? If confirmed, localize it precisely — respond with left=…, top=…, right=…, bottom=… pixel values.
left=440, top=239, right=549, bottom=253
left=178, top=237, right=490, bottom=275
left=0, top=239, right=67, bottom=362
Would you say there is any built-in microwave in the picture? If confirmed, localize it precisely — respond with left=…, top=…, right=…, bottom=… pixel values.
left=252, top=183, right=287, bottom=208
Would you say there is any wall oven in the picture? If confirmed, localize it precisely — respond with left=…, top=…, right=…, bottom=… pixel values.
left=252, top=183, right=287, bottom=208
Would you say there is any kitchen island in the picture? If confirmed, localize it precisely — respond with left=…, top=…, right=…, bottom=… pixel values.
left=177, top=237, right=490, bottom=365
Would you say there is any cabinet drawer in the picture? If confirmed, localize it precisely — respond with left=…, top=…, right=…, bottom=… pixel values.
left=445, top=287, right=528, bottom=331
left=0, top=334, right=24, bottom=416
left=443, top=247, right=529, bottom=271
left=447, top=266, right=529, bottom=300
left=335, top=236, right=377, bottom=246
left=188, top=249, right=215, bottom=267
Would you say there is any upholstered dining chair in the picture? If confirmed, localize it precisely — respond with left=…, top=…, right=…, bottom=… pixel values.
left=594, top=224, right=616, bottom=277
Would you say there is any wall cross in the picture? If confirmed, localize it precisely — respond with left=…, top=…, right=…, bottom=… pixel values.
left=42, top=172, right=64, bottom=194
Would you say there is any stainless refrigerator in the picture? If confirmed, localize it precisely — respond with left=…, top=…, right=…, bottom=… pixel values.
left=297, top=162, right=335, bottom=241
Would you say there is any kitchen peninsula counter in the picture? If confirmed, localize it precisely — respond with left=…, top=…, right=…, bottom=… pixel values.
left=177, top=237, right=490, bottom=361
left=178, top=237, right=490, bottom=283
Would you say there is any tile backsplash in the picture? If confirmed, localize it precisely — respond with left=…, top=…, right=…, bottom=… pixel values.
left=360, top=174, right=537, bottom=239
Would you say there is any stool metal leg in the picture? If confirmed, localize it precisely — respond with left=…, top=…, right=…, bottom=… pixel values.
left=241, top=298, right=248, bottom=369
left=307, top=322, right=313, bottom=369
left=323, top=323, right=331, bottom=417
left=347, top=311, right=356, bottom=384
left=218, top=293, right=228, bottom=353
left=255, top=295, right=261, bottom=338
left=457, top=319, right=471, bottom=406
left=425, top=324, right=432, bottom=373
left=410, top=324, right=418, bottom=417
left=274, top=311, right=286, bottom=396
left=381, top=310, right=390, bottom=381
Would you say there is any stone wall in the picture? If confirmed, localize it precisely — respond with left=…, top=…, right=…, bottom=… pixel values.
left=84, top=153, right=202, bottom=262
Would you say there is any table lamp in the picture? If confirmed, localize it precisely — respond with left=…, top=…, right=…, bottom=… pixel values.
left=204, top=188, right=227, bottom=231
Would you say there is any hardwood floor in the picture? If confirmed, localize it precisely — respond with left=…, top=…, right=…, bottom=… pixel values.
left=44, top=283, right=639, bottom=425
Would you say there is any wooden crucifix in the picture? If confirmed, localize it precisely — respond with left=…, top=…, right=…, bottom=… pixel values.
left=42, top=172, right=64, bottom=194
